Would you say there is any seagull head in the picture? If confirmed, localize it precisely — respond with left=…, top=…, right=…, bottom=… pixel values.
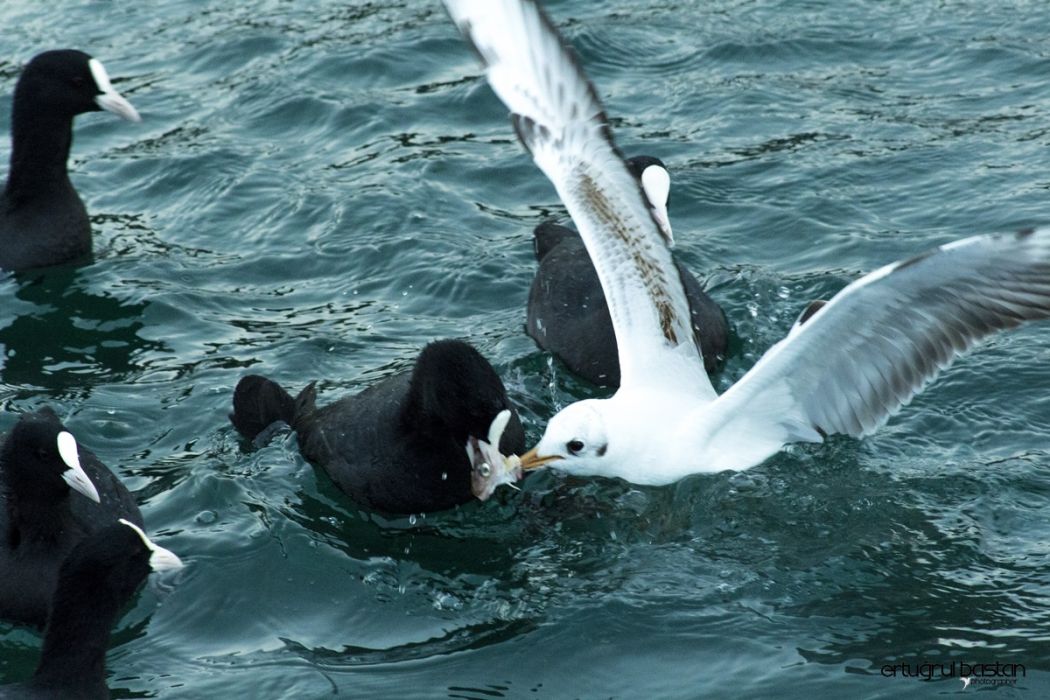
left=520, top=399, right=612, bottom=477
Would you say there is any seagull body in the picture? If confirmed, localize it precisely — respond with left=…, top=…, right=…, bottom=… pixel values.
left=444, top=0, right=1050, bottom=486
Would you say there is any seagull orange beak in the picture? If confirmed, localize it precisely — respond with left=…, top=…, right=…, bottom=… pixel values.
left=518, top=445, right=562, bottom=471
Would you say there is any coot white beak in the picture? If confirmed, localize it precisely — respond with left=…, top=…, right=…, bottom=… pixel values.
left=89, top=58, right=141, bottom=123
left=119, top=519, right=184, bottom=572
left=57, top=431, right=101, bottom=504
left=640, top=164, right=673, bottom=244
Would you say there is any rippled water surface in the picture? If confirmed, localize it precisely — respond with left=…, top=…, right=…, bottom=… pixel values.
left=2, top=0, right=1050, bottom=697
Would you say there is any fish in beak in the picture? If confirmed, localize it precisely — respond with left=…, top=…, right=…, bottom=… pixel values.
left=467, top=409, right=523, bottom=500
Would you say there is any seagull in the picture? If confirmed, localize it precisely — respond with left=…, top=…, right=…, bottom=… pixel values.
left=443, top=0, right=1050, bottom=486
left=526, top=156, right=730, bottom=386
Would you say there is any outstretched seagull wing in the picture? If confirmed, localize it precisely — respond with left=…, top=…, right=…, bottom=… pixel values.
left=443, top=0, right=715, bottom=398
left=693, top=228, right=1050, bottom=471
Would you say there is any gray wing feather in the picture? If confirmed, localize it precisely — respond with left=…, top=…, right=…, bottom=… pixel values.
left=444, top=0, right=713, bottom=397
left=708, top=228, right=1050, bottom=448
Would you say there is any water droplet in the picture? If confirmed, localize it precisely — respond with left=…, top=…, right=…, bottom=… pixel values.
left=408, top=514, right=417, bottom=525
left=195, top=510, right=217, bottom=525
left=433, top=592, right=462, bottom=611
left=441, top=472, right=448, bottom=481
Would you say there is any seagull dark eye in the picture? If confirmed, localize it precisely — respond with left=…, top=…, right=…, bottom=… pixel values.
left=566, top=439, right=584, bottom=455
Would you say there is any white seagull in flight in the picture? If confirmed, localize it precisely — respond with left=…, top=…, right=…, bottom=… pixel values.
left=443, top=0, right=1050, bottom=486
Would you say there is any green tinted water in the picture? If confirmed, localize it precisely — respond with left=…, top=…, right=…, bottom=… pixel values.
left=1, top=0, right=1049, bottom=697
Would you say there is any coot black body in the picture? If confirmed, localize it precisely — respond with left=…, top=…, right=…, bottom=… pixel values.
left=0, top=50, right=140, bottom=271
left=0, top=520, right=182, bottom=699
left=0, top=409, right=141, bottom=628
left=526, top=221, right=729, bottom=386
left=231, top=340, right=525, bottom=514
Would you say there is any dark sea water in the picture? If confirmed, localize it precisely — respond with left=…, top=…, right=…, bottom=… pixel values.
left=2, top=0, right=1050, bottom=697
